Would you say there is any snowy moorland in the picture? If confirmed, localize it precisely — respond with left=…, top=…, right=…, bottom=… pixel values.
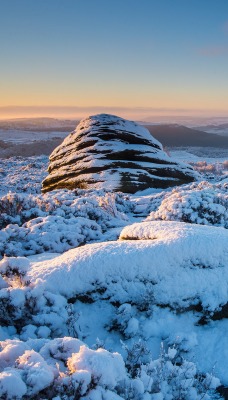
left=0, top=152, right=227, bottom=399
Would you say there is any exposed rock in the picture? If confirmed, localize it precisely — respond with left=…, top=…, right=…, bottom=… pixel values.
left=42, top=114, right=197, bottom=193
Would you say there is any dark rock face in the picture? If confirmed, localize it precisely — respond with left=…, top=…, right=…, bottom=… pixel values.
left=42, top=114, right=197, bottom=193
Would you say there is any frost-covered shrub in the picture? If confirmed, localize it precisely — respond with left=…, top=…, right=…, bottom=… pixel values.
left=0, top=257, right=69, bottom=336
left=15, top=350, right=54, bottom=396
left=0, top=156, right=48, bottom=195
left=122, top=340, right=150, bottom=377
left=109, top=304, right=139, bottom=339
left=0, top=191, right=45, bottom=229
left=0, top=370, right=27, bottom=399
left=0, top=285, right=69, bottom=337
left=137, top=345, right=221, bottom=400
left=0, top=338, right=221, bottom=400
left=0, top=216, right=102, bottom=257
left=0, top=257, right=30, bottom=287
left=0, top=338, right=127, bottom=400
left=190, top=160, right=228, bottom=176
left=146, top=181, right=228, bottom=228
left=120, top=341, right=222, bottom=400
left=131, top=190, right=167, bottom=217
left=0, top=189, right=131, bottom=230
left=68, top=345, right=126, bottom=388
left=0, top=189, right=132, bottom=257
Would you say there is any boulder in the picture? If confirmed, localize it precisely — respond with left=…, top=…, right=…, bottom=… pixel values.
left=42, top=114, right=197, bottom=193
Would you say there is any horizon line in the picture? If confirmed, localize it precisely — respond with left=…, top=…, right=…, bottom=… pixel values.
left=0, top=105, right=228, bottom=121
left=1, top=105, right=228, bottom=112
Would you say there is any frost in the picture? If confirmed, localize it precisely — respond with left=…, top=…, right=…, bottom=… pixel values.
left=0, top=338, right=220, bottom=399
left=0, top=370, right=27, bottom=398
left=0, top=153, right=227, bottom=398
left=68, top=345, right=126, bottom=388
left=16, top=350, right=54, bottom=394
left=0, top=190, right=131, bottom=258
left=146, top=181, right=228, bottom=228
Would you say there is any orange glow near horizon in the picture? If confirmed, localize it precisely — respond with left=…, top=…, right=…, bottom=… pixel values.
left=0, top=104, right=228, bottom=121
left=1, top=1, right=228, bottom=122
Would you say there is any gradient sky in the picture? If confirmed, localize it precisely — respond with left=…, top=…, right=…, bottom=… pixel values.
left=0, top=0, right=228, bottom=119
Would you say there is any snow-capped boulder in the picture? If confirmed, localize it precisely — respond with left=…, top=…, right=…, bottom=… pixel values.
left=28, top=221, right=228, bottom=313
left=42, top=114, right=197, bottom=193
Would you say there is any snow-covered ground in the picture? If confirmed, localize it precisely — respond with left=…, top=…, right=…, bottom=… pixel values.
left=0, top=149, right=227, bottom=399
left=144, top=116, right=228, bottom=129
left=0, top=129, right=68, bottom=144
left=170, top=148, right=228, bottom=164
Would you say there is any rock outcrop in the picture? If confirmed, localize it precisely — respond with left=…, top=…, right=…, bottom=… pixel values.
left=42, top=114, right=197, bottom=193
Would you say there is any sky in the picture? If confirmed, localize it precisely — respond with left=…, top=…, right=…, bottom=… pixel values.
left=0, top=0, right=228, bottom=120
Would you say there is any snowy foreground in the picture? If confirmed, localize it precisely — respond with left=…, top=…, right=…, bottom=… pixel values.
left=0, top=155, right=227, bottom=399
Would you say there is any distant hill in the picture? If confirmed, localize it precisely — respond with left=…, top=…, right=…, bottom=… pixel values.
left=0, top=138, right=63, bottom=158
left=145, top=124, right=228, bottom=148
left=0, top=118, right=228, bottom=148
left=0, top=140, right=10, bottom=150
left=0, top=118, right=78, bottom=132
left=194, top=123, right=228, bottom=137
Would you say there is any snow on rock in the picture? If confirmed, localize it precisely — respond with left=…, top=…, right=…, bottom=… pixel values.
left=42, top=114, right=197, bottom=194
left=28, top=221, right=228, bottom=313
left=146, top=180, right=228, bottom=228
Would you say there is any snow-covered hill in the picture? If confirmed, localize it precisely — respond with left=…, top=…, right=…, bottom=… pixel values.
left=194, top=123, right=228, bottom=137
left=0, top=117, right=77, bottom=132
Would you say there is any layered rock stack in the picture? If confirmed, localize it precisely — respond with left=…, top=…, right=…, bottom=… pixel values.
left=42, top=114, right=197, bottom=193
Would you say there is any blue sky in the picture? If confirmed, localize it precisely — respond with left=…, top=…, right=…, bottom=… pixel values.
left=0, top=0, right=228, bottom=118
